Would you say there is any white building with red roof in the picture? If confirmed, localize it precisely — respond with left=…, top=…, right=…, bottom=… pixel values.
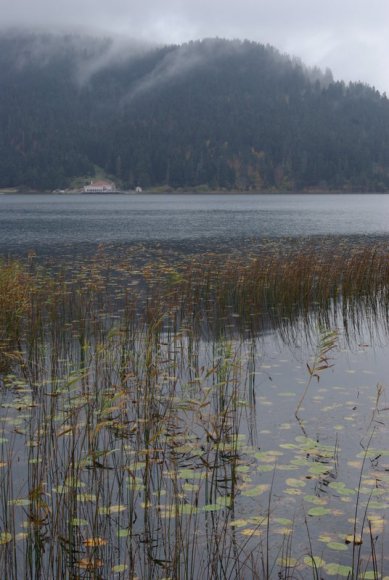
left=84, top=180, right=115, bottom=193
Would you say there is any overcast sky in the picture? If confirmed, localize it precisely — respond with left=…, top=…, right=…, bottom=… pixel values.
left=3, top=0, right=389, bottom=92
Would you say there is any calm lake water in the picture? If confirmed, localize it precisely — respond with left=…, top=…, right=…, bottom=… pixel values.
left=2, top=193, right=389, bottom=577
left=2, top=193, right=389, bottom=256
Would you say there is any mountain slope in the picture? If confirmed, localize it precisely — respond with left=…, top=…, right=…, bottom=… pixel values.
left=1, top=32, right=389, bottom=191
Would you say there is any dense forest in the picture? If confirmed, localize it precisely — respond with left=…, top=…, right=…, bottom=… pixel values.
left=1, top=31, right=389, bottom=191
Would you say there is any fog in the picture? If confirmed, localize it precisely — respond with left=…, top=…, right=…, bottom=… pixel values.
left=1, top=0, right=389, bottom=92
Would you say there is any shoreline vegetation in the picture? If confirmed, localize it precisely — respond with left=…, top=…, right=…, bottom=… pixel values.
left=1, top=241, right=389, bottom=577
left=3, top=35, right=389, bottom=193
left=3, top=186, right=389, bottom=195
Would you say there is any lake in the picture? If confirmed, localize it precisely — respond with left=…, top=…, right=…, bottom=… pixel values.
left=2, top=193, right=389, bottom=257
left=1, top=193, right=389, bottom=578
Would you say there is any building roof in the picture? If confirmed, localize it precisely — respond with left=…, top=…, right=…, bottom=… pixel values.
left=88, top=180, right=113, bottom=187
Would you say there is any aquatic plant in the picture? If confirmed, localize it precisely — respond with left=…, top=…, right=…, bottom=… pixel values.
left=295, top=327, right=338, bottom=418
left=0, top=242, right=388, bottom=578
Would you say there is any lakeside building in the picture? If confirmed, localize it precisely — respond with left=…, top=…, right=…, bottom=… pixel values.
left=84, top=180, right=115, bottom=193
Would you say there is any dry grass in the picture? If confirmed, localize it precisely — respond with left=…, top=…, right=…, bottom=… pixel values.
left=0, top=261, right=34, bottom=372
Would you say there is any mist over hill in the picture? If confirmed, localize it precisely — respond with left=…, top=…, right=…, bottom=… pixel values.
left=1, top=31, right=389, bottom=191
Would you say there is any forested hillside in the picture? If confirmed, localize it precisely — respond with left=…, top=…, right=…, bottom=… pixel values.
left=2, top=32, right=389, bottom=191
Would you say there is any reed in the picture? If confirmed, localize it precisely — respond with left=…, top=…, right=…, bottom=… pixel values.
left=0, top=241, right=388, bottom=578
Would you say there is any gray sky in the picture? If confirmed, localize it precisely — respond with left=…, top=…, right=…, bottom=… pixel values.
left=3, top=0, right=389, bottom=92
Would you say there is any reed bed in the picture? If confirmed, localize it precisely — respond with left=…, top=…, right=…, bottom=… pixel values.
left=0, top=242, right=388, bottom=578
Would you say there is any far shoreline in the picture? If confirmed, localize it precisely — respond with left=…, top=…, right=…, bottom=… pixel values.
left=2, top=188, right=389, bottom=196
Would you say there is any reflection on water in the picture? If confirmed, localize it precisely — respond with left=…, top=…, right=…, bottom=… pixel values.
left=1, top=316, right=388, bottom=577
left=1, top=193, right=389, bottom=576
left=0, top=243, right=389, bottom=578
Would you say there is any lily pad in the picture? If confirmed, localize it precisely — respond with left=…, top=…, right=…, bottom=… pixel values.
left=0, top=532, right=12, bottom=545
left=308, top=507, right=331, bottom=517
left=304, top=555, right=325, bottom=568
left=277, top=556, right=297, bottom=567
left=285, top=478, right=306, bottom=488
left=8, top=498, right=31, bottom=506
left=203, top=503, right=223, bottom=512
left=112, top=564, right=128, bottom=573
left=325, top=563, right=353, bottom=576
left=327, top=542, right=348, bottom=551
left=71, top=518, right=89, bottom=527
left=242, top=484, right=270, bottom=497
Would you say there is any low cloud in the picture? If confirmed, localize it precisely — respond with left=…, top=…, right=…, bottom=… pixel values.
left=124, top=39, right=245, bottom=102
left=1, top=0, right=389, bottom=92
left=74, top=36, right=154, bottom=85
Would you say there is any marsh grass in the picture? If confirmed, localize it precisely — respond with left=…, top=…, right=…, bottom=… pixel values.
left=295, top=328, right=338, bottom=419
left=0, top=260, right=33, bottom=373
left=0, top=242, right=389, bottom=578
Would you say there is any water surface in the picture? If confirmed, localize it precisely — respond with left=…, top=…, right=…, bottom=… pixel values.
left=2, top=193, right=389, bottom=577
left=2, top=193, right=389, bottom=257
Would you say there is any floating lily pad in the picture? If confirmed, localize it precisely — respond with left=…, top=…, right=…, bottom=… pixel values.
left=203, top=503, right=223, bottom=512
left=285, top=478, right=306, bottom=488
left=0, top=532, right=12, bottom=545
left=308, top=507, right=331, bottom=517
left=98, top=505, right=126, bottom=515
left=328, top=482, right=355, bottom=496
left=277, top=556, right=297, bottom=566
left=318, top=534, right=333, bottom=543
left=327, top=541, right=348, bottom=551
left=325, top=563, right=352, bottom=576
left=308, top=464, right=331, bottom=475
left=304, top=555, right=325, bottom=568
left=8, top=498, right=30, bottom=506
left=240, top=528, right=262, bottom=536
left=77, top=493, right=97, bottom=503
left=180, top=504, right=199, bottom=515
left=257, top=465, right=275, bottom=473
left=273, top=517, right=293, bottom=526
left=71, top=518, right=89, bottom=527
left=284, top=488, right=303, bottom=496
left=242, top=484, right=270, bottom=497
left=112, top=564, right=128, bottom=573
left=177, top=469, right=203, bottom=480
